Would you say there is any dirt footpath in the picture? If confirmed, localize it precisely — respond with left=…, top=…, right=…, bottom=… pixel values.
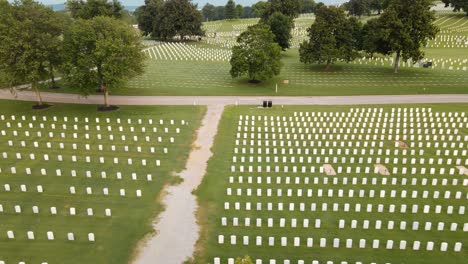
left=132, top=105, right=224, bottom=264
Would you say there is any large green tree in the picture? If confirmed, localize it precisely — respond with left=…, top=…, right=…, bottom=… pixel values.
left=236, top=4, right=244, bottom=18
left=369, top=0, right=386, bottom=14
left=159, top=0, right=204, bottom=40
left=225, top=0, right=237, bottom=19
left=252, top=1, right=268, bottom=17
left=266, top=12, right=294, bottom=50
left=202, top=3, right=216, bottom=21
left=361, top=18, right=389, bottom=57
left=135, top=0, right=164, bottom=36
left=344, top=0, right=371, bottom=17
left=375, top=0, right=439, bottom=73
left=230, top=24, right=283, bottom=82
left=62, top=16, right=145, bottom=109
left=262, top=0, right=301, bottom=19
left=299, top=0, right=316, bottom=13
left=442, top=0, right=468, bottom=16
left=137, top=0, right=203, bottom=40
left=0, top=0, right=64, bottom=107
left=299, top=5, right=362, bottom=70
left=66, top=0, right=123, bottom=19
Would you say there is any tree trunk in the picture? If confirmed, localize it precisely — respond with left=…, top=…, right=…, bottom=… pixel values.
left=102, top=84, right=110, bottom=107
left=325, top=60, right=332, bottom=71
left=49, top=64, right=56, bottom=88
left=394, top=50, right=401, bottom=74
left=33, top=82, right=43, bottom=106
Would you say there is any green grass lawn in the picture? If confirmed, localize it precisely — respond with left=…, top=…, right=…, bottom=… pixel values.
left=193, top=104, right=468, bottom=264
left=42, top=48, right=468, bottom=97
left=0, top=100, right=205, bottom=264
left=25, top=13, right=468, bottom=97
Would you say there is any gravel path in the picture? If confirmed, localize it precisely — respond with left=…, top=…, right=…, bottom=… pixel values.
left=1, top=89, right=468, bottom=106
left=132, top=105, right=224, bottom=264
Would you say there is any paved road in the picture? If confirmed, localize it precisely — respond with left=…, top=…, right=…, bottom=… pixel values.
left=1, top=89, right=468, bottom=105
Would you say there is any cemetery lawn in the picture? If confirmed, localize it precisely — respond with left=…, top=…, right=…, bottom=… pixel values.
left=44, top=49, right=468, bottom=96
left=0, top=100, right=205, bottom=264
left=193, top=104, right=468, bottom=264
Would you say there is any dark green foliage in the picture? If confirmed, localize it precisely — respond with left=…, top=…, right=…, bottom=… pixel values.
left=66, top=0, right=123, bottom=19
left=215, top=6, right=226, bottom=20
left=0, top=0, right=64, bottom=105
left=442, top=0, right=468, bottom=16
left=242, top=6, right=254, bottom=18
left=136, top=0, right=203, bottom=40
left=202, top=3, right=216, bottom=21
left=262, top=0, right=301, bottom=20
left=158, top=0, right=204, bottom=40
left=369, top=0, right=386, bottom=14
left=252, top=1, right=268, bottom=17
left=299, top=0, right=316, bottom=13
left=374, top=0, right=439, bottom=73
left=299, top=5, right=362, bottom=69
left=62, top=16, right=145, bottom=107
left=361, top=18, right=389, bottom=56
left=236, top=4, right=244, bottom=18
left=343, top=0, right=371, bottom=17
left=230, top=24, right=283, bottom=82
left=225, top=0, right=237, bottom=19
left=265, top=12, right=294, bottom=50
left=136, top=0, right=163, bottom=36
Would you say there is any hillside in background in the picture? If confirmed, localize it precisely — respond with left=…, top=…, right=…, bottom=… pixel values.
left=48, top=3, right=139, bottom=11
left=193, top=0, right=347, bottom=6
left=48, top=0, right=347, bottom=11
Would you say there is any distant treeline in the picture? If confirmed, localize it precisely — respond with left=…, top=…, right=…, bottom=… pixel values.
left=201, top=0, right=320, bottom=21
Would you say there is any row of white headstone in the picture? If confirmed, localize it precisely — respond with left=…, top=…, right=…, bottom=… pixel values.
left=4, top=230, right=95, bottom=242
left=0, top=205, right=111, bottom=217
left=221, top=216, right=468, bottom=232
left=2, top=121, right=181, bottom=133
left=228, top=175, right=467, bottom=187
left=0, top=115, right=185, bottom=125
left=3, top=143, right=169, bottom=157
left=3, top=130, right=176, bottom=143
left=230, top=164, right=468, bottom=175
left=226, top=187, right=467, bottom=201
left=216, top=235, right=463, bottom=252
left=1, top=167, right=156, bottom=182
left=68, top=186, right=143, bottom=197
left=223, top=202, right=465, bottom=216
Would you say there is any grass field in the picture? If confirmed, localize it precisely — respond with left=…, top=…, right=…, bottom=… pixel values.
left=37, top=12, right=468, bottom=97
left=194, top=104, right=468, bottom=264
left=41, top=48, right=468, bottom=96
left=0, top=100, right=205, bottom=264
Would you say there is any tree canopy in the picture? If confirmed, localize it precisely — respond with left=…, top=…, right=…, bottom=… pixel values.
left=373, top=0, right=439, bottom=73
left=225, top=0, right=237, bottom=19
left=343, top=0, right=371, bottom=17
left=66, top=0, right=123, bottom=19
left=136, top=0, right=203, bottom=40
left=0, top=0, right=65, bottom=107
left=230, top=24, right=283, bottom=82
left=299, top=5, right=362, bottom=70
left=62, top=16, right=145, bottom=109
left=202, top=3, right=216, bottom=21
left=442, top=0, right=468, bottom=16
left=262, top=0, right=301, bottom=20
left=136, top=0, right=164, bottom=36
left=299, top=0, right=316, bottom=13
left=266, top=12, right=294, bottom=50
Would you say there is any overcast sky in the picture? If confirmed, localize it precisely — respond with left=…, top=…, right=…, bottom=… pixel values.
left=37, top=0, right=347, bottom=7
